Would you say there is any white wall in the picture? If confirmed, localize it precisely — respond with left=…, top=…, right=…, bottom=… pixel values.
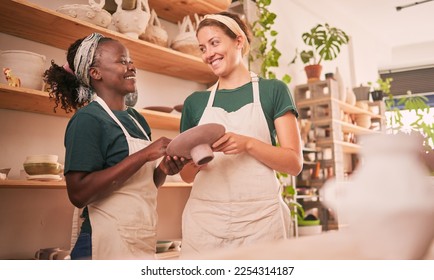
left=268, top=0, right=391, bottom=91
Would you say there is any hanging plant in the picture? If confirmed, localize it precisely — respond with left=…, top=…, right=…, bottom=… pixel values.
left=248, top=0, right=291, bottom=84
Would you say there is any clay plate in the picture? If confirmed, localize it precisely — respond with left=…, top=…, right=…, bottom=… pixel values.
left=173, top=104, right=183, bottom=112
left=143, top=106, right=174, bottom=113
left=166, top=123, right=225, bottom=166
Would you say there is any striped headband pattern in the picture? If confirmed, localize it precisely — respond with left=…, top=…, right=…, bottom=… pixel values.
left=73, top=32, right=104, bottom=102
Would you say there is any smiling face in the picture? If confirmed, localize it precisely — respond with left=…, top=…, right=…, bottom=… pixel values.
left=90, top=40, right=137, bottom=96
left=197, top=25, right=244, bottom=78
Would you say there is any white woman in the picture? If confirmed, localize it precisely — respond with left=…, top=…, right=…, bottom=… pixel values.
left=179, top=12, right=303, bottom=255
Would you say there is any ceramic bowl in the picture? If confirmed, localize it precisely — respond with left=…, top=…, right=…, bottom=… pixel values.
left=156, top=240, right=173, bottom=253
left=355, top=114, right=371, bottom=129
left=24, top=154, right=58, bottom=164
left=0, top=50, right=46, bottom=90
left=23, top=162, right=62, bottom=175
left=0, top=168, right=11, bottom=180
left=56, top=3, right=112, bottom=28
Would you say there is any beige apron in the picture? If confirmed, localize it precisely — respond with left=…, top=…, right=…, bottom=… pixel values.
left=182, top=73, right=291, bottom=255
left=88, top=96, right=158, bottom=260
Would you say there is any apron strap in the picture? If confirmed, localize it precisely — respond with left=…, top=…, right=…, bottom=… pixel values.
left=206, top=72, right=260, bottom=108
left=93, top=96, right=150, bottom=141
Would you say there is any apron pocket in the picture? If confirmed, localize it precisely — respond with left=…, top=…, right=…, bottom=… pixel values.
left=118, top=223, right=156, bottom=255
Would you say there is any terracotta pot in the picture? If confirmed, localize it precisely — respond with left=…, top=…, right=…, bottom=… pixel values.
left=304, top=64, right=322, bottom=82
left=171, top=14, right=202, bottom=57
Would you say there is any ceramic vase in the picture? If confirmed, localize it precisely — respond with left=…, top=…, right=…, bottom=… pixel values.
left=334, top=67, right=346, bottom=102
left=112, top=0, right=150, bottom=39
left=345, top=87, right=356, bottom=106
left=0, top=50, right=46, bottom=90
left=57, top=0, right=112, bottom=28
left=125, top=90, right=138, bottom=107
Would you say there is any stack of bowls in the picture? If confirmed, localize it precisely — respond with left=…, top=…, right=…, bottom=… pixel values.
left=23, top=155, right=63, bottom=180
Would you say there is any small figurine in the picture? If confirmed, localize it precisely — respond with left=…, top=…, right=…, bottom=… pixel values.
left=3, top=67, right=21, bottom=87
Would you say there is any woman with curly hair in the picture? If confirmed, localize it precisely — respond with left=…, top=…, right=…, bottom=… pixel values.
left=44, top=33, right=187, bottom=260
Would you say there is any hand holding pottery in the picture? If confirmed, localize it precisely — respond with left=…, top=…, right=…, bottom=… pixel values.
left=143, top=137, right=171, bottom=161
left=166, top=123, right=226, bottom=166
left=159, top=155, right=189, bottom=175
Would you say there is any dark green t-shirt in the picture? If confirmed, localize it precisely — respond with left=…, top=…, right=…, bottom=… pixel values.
left=64, top=101, right=152, bottom=234
left=180, top=78, right=298, bottom=145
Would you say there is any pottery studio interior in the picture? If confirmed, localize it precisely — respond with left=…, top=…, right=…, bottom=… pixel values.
left=0, top=0, right=433, bottom=263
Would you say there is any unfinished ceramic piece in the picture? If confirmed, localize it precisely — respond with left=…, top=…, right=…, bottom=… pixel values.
left=112, top=0, right=150, bottom=39
left=143, top=106, right=173, bottom=113
left=57, top=0, right=112, bottom=28
left=166, top=123, right=225, bottom=166
left=170, top=14, right=202, bottom=57
left=139, top=9, right=168, bottom=47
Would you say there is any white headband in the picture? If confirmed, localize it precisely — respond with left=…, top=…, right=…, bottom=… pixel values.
left=203, top=14, right=250, bottom=56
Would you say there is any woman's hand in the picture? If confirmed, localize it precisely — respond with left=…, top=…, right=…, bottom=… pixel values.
left=159, top=155, right=189, bottom=175
left=212, top=132, right=252, bottom=154
left=142, top=137, right=171, bottom=161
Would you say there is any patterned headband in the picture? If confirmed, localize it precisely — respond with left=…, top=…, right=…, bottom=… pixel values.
left=203, top=14, right=250, bottom=56
left=73, top=32, right=104, bottom=103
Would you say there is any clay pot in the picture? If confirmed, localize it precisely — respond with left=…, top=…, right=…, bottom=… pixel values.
left=139, top=9, right=168, bottom=47
left=171, top=14, right=202, bottom=57
left=112, top=0, right=150, bottom=39
left=0, top=50, right=46, bottom=90
left=304, top=64, right=322, bottom=82
left=370, top=90, right=384, bottom=101
left=353, top=85, right=370, bottom=101
left=57, top=0, right=112, bottom=28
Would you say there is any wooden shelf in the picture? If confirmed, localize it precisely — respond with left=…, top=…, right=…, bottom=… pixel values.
left=148, top=0, right=231, bottom=23
left=0, top=179, right=191, bottom=189
left=0, top=0, right=217, bottom=84
left=297, top=97, right=383, bottom=119
left=312, top=118, right=380, bottom=135
left=0, top=84, right=180, bottom=130
left=317, top=139, right=361, bottom=154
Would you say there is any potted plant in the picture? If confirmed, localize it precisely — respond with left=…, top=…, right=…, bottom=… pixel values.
left=295, top=23, right=350, bottom=81
left=368, top=77, right=393, bottom=101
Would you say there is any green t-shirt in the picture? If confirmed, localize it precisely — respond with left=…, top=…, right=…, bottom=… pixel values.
left=64, top=101, right=152, bottom=234
left=180, top=78, right=298, bottom=145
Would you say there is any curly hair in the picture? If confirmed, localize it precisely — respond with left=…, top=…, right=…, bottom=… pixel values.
left=43, top=36, right=113, bottom=113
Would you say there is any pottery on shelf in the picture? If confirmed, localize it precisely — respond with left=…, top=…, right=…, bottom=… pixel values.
left=111, top=0, right=150, bottom=39
left=334, top=67, right=346, bottom=102
left=171, top=14, right=202, bottom=57
left=57, top=0, right=112, bottom=28
left=370, top=90, right=384, bottom=101
left=125, top=90, right=138, bottom=107
left=354, top=114, right=371, bottom=129
left=166, top=123, right=225, bottom=166
left=0, top=50, right=46, bottom=90
left=143, top=106, right=173, bottom=113
left=139, top=9, right=168, bottom=47
left=353, top=84, right=371, bottom=101
left=345, top=87, right=356, bottom=106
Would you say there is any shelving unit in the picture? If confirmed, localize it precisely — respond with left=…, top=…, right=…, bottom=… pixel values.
left=294, top=79, right=386, bottom=230
left=0, top=0, right=217, bottom=84
left=0, top=179, right=192, bottom=189
left=0, top=84, right=181, bottom=130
